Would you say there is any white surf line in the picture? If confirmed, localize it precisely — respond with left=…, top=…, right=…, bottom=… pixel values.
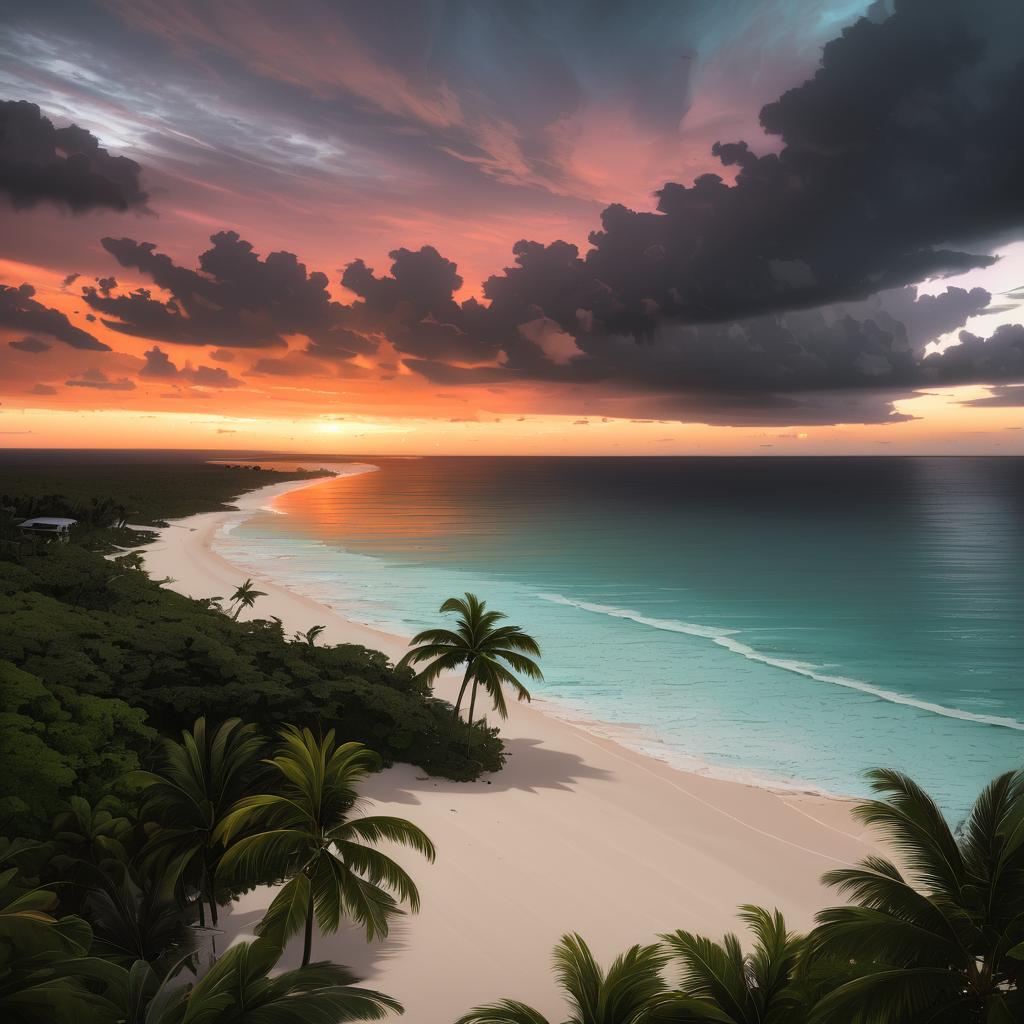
left=539, top=593, right=1024, bottom=732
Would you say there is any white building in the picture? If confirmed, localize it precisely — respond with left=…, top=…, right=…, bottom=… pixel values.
left=18, top=517, right=77, bottom=541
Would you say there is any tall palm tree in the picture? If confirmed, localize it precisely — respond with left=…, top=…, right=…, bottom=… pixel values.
left=397, top=592, right=543, bottom=753
left=132, top=717, right=264, bottom=929
left=458, top=933, right=668, bottom=1024
left=810, top=768, right=1024, bottom=1023
left=93, top=939, right=401, bottom=1023
left=216, top=726, right=436, bottom=966
left=661, top=906, right=814, bottom=1022
left=228, top=579, right=267, bottom=620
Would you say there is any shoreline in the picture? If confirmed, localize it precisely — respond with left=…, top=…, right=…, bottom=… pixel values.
left=140, top=468, right=880, bottom=1022
left=209, top=468, right=845, bottom=800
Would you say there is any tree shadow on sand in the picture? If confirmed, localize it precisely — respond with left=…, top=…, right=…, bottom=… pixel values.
left=366, top=736, right=613, bottom=806
left=209, top=901, right=410, bottom=980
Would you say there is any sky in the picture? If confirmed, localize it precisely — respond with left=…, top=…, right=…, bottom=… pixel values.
left=1, top=0, right=1023, bottom=454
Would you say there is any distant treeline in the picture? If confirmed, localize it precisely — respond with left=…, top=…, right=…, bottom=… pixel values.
left=0, top=458, right=325, bottom=525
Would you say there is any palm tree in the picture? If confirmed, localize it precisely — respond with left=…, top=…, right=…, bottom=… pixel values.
left=79, top=859, right=194, bottom=970
left=295, top=624, right=326, bottom=647
left=810, top=768, right=1024, bottom=1023
left=228, top=578, right=267, bottom=620
left=216, top=726, right=436, bottom=966
left=131, top=717, right=264, bottom=929
left=661, top=906, right=814, bottom=1022
left=93, top=939, right=401, bottom=1023
left=458, top=933, right=668, bottom=1024
left=397, top=592, right=543, bottom=753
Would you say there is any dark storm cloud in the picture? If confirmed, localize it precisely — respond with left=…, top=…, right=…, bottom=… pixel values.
left=342, top=246, right=501, bottom=361
left=139, top=345, right=242, bottom=387
left=83, top=232, right=378, bottom=355
left=0, top=283, right=109, bottom=350
left=9, top=335, right=50, bottom=353
left=564, top=0, right=1024, bottom=332
left=358, top=0, right=1023, bottom=358
left=0, top=101, right=147, bottom=213
left=962, top=384, right=1024, bottom=408
left=924, top=325, right=1024, bottom=385
left=66, top=369, right=135, bottom=390
left=338, top=0, right=1024, bottom=424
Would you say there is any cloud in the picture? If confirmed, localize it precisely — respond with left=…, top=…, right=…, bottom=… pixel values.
left=962, top=385, right=1024, bottom=408
left=0, top=100, right=147, bottom=213
left=246, top=354, right=320, bottom=377
left=83, top=231, right=379, bottom=353
left=66, top=369, right=135, bottom=390
left=0, top=283, right=109, bottom=350
left=27, top=383, right=57, bottom=395
left=139, top=345, right=242, bottom=387
left=338, top=0, right=1024, bottom=422
left=9, top=336, right=51, bottom=353
left=929, top=324, right=1024, bottom=387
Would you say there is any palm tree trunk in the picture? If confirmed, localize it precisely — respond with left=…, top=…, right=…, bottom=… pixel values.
left=302, top=886, right=315, bottom=967
left=449, top=665, right=474, bottom=738
left=466, top=681, right=479, bottom=756
left=198, top=896, right=206, bottom=929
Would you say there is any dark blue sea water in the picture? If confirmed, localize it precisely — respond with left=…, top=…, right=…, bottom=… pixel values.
left=217, top=457, right=1024, bottom=819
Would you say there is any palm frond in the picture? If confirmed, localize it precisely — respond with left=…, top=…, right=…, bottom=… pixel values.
left=456, top=999, right=551, bottom=1024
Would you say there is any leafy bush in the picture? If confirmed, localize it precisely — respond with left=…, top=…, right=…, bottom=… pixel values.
left=0, top=540, right=502, bottom=839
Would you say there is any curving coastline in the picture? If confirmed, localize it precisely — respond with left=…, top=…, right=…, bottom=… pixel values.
left=140, top=468, right=882, bottom=1023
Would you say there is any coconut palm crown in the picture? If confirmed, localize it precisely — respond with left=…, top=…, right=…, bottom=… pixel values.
left=457, top=933, right=668, bottom=1024
left=810, top=767, right=1024, bottom=1023
left=131, top=717, right=264, bottom=929
left=397, top=593, right=543, bottom=749
left=227, top=579, right=267, bottom=620
left=215, top=726, right=435, bottom=966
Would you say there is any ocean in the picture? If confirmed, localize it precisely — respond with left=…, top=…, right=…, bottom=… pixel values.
left=214, top=456, right=1024, bottom=820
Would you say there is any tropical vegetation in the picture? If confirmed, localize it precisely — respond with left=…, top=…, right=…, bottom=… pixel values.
left=2, top=468, right=1022, bottom=1022
left=398, top=592, right=544, bottom=752
left=216, top=726, right=436, bottom=964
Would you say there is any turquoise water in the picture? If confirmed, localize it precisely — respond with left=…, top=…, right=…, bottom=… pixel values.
left=217, top=457, right=1024, bottom=820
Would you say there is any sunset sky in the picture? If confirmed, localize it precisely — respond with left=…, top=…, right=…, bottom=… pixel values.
left=1, top=0, right=1022, bottom=454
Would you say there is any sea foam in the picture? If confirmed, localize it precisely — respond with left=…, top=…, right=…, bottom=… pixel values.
left=537, top=593, right=1024, bottom=732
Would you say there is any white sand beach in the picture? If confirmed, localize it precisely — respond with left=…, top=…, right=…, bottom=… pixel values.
left=141, top=473, right=881, bottom=1023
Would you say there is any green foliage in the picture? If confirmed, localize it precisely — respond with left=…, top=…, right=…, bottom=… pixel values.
left=0, top=864, right=101, bottom=1024
left=660, top=906, right=815, bottom=1023
left=217, top=726, right=436, bottom=964
left=132, top=718, right=265, bottom=928
left=398, top=591, right=543, bottom=754
left=1, top=459, right=325, bottom=526
left=123, top=937, right=401, bottom=1023
left=809, top=768, right=1024, bottom=1023
left=0, top=542, right=504, bottom=793
left=458, top=933, right=669, bottom=1024
left=0, top=659, right=151, bottom=834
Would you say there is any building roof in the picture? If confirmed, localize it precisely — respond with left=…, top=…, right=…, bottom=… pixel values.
left=19, top=517, right=78, bottom=529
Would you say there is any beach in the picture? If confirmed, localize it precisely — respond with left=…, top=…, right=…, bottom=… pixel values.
left=141, top=473, right=881, bottom=1023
